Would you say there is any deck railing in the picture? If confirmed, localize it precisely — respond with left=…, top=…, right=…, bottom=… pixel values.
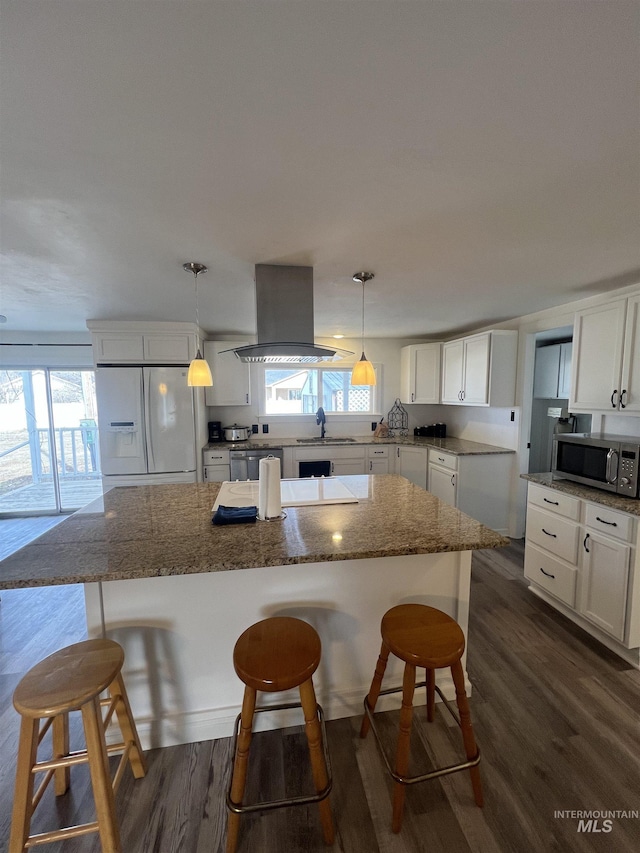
left=0, top=427, right=101, bottom=485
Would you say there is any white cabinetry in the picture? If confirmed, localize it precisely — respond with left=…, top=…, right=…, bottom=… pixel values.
left=533, top=342, right=572, bottom=399
left=366, top=445, right=389, bottom=474
left=570, top=295, right=640, bottom=413
left=428, top=449, right=512, bottom=533
left=441, top=331, right=517, bottom=407
left=203, top=448, right=231, bottom=483
left=203, top=341, right=251, bottom=406
left=394, top=445, right=428, bottom=489
left=400, top=343, right=441, bottom=404
left=88, top=321, right=199, bottom=365
left=524, top=482, right=640, bottom=660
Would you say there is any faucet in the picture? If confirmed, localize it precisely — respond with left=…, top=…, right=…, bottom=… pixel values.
left=316, top=407, right=326, bottom=438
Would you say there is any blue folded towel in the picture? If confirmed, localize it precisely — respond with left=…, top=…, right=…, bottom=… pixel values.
left=212, top=505, right=258, bottom=525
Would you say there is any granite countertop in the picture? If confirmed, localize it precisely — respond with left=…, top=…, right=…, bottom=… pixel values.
left=212, top=435, right=515, bottom=456
left=522, top=472, right=640, bottom=517
left=0, top=475, right=508, bottom=590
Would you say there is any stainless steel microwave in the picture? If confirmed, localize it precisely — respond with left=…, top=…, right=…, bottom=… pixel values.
left=552, top=433, right=640, bottom=498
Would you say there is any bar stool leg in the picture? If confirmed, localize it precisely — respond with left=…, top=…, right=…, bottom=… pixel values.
left=392, top=663, right=416, bottom=833
left=450, top=660, right=483, bottom=807
left=109, top=673, right=147, bottom=778
left=52, top=712, right=70, bottom=795
left=360, top=641, right=391, bottom=738
left=227, top=686, right=257, bottom=853
left=81, top=696, right=121, bottom=853
left=426, top=668, right=435, bottom=723
left=9, top=716, right=40, bottom=853
left=299, top=678, right=335, bottom=846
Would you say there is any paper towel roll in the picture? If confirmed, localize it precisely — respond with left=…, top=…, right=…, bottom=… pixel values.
left=258, top=455, right=282, bottom=520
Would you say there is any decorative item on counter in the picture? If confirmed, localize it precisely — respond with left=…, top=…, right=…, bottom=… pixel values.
left=387, top=398, right=409, bottom=436
left=374, top=418, right=389, bottom=438
left=258, top=455, right=284, bottom=520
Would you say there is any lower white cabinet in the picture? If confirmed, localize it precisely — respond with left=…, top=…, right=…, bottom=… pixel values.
left=580, top=529, right=630, bottom=641
left=427, top=449, right=512, bottom=534
left=394, top=445, right=428, bottom=490
left=524, top=483, right=640, bottom=658
left=203, top=448, right=231, bottom=482
left=367, top=446, right=389, bottom=474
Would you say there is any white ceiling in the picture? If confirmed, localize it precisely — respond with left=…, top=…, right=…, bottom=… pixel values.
left=1, top=1, right=639, bottom=340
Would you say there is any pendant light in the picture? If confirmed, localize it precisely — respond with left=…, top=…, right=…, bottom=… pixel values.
left=351, top=271, right=376, bottom=386
left=183, top=262, right=213, bottom=387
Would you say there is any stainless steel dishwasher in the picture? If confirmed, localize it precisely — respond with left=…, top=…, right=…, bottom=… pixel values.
left=229, top=447, right=284, bottom=480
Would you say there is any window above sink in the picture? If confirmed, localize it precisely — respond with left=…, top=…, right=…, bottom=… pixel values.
left=262, top=366, right=378, bottom=416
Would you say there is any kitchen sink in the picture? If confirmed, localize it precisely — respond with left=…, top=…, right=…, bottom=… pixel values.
left=296, top=437, right=356, bottom=443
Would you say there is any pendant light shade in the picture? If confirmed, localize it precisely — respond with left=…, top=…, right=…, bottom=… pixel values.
left=183, top=262, right=213, bottom=387
left=351, top=271, right=376, bottom=386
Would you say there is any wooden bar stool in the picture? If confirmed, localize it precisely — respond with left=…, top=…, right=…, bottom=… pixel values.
left=226, top=616, right=334, bottom=853
left=360, top=604, right=483, bottom=833
left=9, top=638, right=146, bottom=853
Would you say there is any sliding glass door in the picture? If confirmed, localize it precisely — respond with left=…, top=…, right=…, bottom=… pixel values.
left=0, top=369, right=102, bottom=515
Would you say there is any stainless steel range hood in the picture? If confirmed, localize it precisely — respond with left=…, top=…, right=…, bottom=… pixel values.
left=225, top=264, right=353, bottom=363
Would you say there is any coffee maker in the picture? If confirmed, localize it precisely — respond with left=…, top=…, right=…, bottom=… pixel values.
left=208, top=421, right=223, bottom=443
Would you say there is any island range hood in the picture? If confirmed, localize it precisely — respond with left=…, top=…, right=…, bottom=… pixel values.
left=224, top=264, right=353, bottom=363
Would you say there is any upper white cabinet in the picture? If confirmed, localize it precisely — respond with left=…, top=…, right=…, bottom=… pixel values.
left=400, top=343, right=441, bottom=404
left=203, top=341, right=251, bottom=406
left=441, top=331, right=518, bottom=407
left=88, top=321, right=199, bottom=365
left=533, top=342, right=572, bottom=399
left=570, top=295, right=640, bottom=413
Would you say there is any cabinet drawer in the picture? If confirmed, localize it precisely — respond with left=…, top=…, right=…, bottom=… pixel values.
left=203, top=449, right=230, bottom=465
left=584, top=504, right=634, bottom=543
left=524, top=543, right=577, bottom=607
left=428, top=450, right=457, bottom=470
left=367, top=446, right=389, bottom=458
left=527, top=484, right=580, bottom=520
left=293, top=446, right=365, bottom=461
left=526, top=506, right=579, bottom=564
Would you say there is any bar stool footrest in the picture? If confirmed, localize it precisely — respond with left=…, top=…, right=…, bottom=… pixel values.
left=226, top=700, right=332, bottom=815
left=363, top=683, right=480, bottom=786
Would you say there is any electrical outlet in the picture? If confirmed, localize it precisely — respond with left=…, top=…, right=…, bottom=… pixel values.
left=510, top=411, right=515, bottom=422
left=252, top=424, right=259, bottom=434
left=262, top=424, right=269, bottom=434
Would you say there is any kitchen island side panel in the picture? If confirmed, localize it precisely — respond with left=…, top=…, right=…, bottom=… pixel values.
left=84, top=550, right=472, bottom=749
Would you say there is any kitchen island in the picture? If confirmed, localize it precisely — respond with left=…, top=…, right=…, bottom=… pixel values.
left=0, top=475, right=508, bottom=748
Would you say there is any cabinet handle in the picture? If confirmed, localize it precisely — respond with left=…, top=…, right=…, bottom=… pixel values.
left=611, top=390, right=618, bottom=408
left=369, top=460, right=373, bottom=471
left=620, top=389, right=627, bottom=409
left=411, top=392, right=415, bottom=402
left=204, top=468, right=208, bottom=480
left=246, top=393, right=249, bottom=403
left=331, top=462, right=334, bottom=474
left=543, top=497, right=559, bottom=505
left=541, top=528, right=557, bottom=538
left=461, top=390, right=465, bottom=401
left=540, top=567, right=556, bottom=579
left=583, top=533, right=590, bottom=553
left=451, top=474, right=455, bottom=486
left=595, top=516, right=617, bottom=527
left=397, top=447, right=400, bottom=458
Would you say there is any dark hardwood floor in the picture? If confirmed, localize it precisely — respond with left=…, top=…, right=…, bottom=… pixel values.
left=1, top=539, right=640, bottom=852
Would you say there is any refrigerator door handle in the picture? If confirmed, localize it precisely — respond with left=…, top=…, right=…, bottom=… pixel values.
left=144, top=371, right=155, bottom=472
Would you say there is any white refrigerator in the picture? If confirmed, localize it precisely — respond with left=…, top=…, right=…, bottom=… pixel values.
left=95, top=366, right=198, bottom=490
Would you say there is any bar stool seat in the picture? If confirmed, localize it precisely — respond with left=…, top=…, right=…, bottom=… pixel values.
left=10, top=638, right=146, bottom=853
left=360, top=604, right=483, bottom=833
left=226, top=616, right=334, bottom=853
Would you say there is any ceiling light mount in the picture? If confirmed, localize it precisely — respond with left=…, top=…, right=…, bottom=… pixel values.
left=183, top=261, right=213, bottom=387
left=352, top=271, right=374, bottom=286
